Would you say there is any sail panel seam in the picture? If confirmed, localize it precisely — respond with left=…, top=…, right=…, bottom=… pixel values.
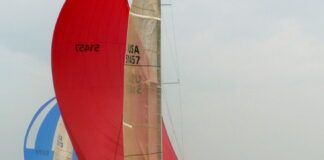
left=130, top=12, right=161, bottom=21
left=125, top=152, right=162, bottom=157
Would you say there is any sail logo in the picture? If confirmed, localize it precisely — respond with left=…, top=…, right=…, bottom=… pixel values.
left=24, top=98, right=78, bottom=160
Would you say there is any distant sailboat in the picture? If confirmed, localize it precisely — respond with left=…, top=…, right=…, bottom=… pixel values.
left=23, top=100, right=178, bottom=160
left=51, top=0, right=178, bottom=159
left=53, top=118, right=74, bottom=160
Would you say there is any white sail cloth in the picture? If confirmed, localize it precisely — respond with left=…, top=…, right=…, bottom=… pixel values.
left=123, top=0, right=162, bottom=159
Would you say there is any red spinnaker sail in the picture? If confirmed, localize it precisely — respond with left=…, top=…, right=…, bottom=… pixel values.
left=163, top=122, right=178, bottom=160
left=52, top=0, right=129, bottom=159
left=53, top=1, right=178, bottom=160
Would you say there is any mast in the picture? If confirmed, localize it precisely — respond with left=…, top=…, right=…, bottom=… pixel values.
left=123, top=0, right=162, bottom=159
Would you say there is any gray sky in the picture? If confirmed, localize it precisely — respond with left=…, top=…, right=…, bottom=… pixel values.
left=2, top=0, right=324, bottom=160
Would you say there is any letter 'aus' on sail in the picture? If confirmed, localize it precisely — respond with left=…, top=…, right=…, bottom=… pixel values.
left=51, top=0, right=129, bottom=159
left=123, top=0, right=162, bottom=159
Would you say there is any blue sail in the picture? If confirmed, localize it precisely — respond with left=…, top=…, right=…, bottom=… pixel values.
left=24, top=98, right=78, bottom=160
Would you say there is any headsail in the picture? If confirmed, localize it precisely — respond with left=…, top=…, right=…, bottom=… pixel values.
left=123, top=0, right=162, bottom=159
left=52, top=0, right=129, bottom=159
left=53, top=118, right=74, bottom=160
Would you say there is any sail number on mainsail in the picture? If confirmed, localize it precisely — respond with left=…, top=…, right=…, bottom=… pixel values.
left=126, top=44, right=141, bottom=64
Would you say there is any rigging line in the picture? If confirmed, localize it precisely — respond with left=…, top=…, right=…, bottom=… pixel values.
left=162, top=5, right=181, bottom=79
left=161, top=22, right=184, bottom=160
left=169, top=4, right=185, bottom=160
left=162, top=88, right=183, bottom=158
left=176, top=81, right=185, bottom=160
left=161, top=23, right=183, bottom=159
left=161, top=14, right=178, bottom=77
left=162, top=20, right=180, bottom=84
left=162, top=2, right=185, bottom=159
left=162, top=81, right=180, bottom=85
left=162, top=3, right=172, bottom=6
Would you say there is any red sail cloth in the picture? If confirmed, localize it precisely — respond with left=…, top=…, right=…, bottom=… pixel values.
left=53, top=1, right=178, bottom=160
left=52, top=0, right=129, bottom=159
left=163, top=122, right=178, bottom=160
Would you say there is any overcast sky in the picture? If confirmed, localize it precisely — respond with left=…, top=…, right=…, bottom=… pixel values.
left=2, top=0, right=324, bottom=160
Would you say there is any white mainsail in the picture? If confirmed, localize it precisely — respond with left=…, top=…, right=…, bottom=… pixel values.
left=123, top=0, right=162, bottom=159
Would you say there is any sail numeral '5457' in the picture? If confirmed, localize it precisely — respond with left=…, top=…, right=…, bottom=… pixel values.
left=75, top=44, right=100, bottom=53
